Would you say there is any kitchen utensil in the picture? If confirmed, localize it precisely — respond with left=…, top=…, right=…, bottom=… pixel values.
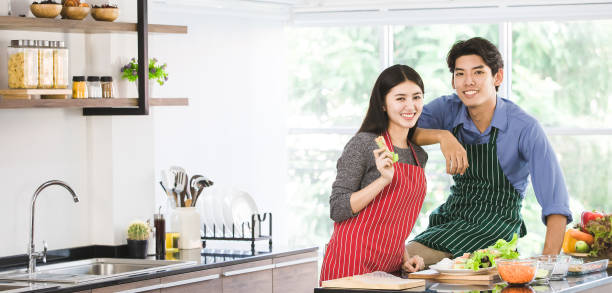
left=30, top=4, right=62, bottom=18
left=91, top=7, right=119, bottom=22
left=192, top=176, right=213, bottom=207
left=407, top=269, right=499, bottom=284
left=189, top=175, right=203, bottom=206
left=428, top=266, right=495, bottom=275
left=160, top=170, right=177, bottom=207
left=173, top=172, right=186, bottom=207
left=322, top=271, right=425, bottom=290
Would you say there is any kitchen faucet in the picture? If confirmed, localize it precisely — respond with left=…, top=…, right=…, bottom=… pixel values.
left=28, top=180, right=79, bottom=274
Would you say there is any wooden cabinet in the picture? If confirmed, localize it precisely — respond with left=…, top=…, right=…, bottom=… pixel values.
left=273, top=251, right=318, bottom=293
left=160, top=268, right=222, bottom=293
left=76, top=249, right=318, bottom=293
left=222, top=259, right=274, bottom=293
left=92, top=278, right=161, bottom=293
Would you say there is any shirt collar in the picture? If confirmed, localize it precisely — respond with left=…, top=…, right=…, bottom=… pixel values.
left=451, top=95, right=509, bottom=133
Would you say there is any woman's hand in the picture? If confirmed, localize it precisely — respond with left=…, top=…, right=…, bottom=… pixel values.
left=439, top=131, right=468, bottom=175
left=373, top=148, right=394, bottom=183
left=402, top=251, right=425, bottom=273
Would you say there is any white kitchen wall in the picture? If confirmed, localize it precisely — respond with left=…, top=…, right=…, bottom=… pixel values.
left=0, top=0, right=288, bottom=256
left=149, top=9, right=289, bottom=251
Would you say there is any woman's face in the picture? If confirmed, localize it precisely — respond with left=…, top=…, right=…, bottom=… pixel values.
left=384, top=80, right=424, bottom=130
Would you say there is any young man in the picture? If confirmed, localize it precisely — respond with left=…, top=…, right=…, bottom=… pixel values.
left=407, top=37, right=572, bottom=265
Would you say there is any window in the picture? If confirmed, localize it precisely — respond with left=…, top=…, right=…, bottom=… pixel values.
left=285, top=26, right=381, bottom=248
left=512, top=20, right=612, bottom=256
left=286, top=20, right=611, bottom=258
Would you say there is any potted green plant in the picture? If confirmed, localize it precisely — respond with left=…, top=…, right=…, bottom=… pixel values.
left=120, top=57, right=168, bottom=97
left=127, top=220, right=151, bottom=259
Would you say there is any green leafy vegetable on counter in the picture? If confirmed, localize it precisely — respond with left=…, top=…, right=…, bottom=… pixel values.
left=465, top=233, right=520, bottom=271
left=585, top=215, right=612, bottom=257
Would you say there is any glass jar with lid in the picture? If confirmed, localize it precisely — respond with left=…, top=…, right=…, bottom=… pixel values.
left=101, top=76, right=116, bottom=98
left=52, top=41, right=69, bottom=89
left=72, top=76, right=88, bottom=99
left=37, top=40, right=54, bottom=89
left=87, top=76, right=102, bottom=99
left=7, top=40, right=38, bottom=89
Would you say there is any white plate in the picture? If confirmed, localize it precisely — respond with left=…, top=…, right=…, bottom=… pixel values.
left=229, top=189, right=259, bottom=237
left=429, top=265, right=495, bottom=275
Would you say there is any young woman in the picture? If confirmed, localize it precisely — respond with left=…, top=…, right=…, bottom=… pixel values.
left=320, top=65, right=428, bottom=282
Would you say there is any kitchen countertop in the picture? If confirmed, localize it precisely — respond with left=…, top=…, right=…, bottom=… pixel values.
left=0, top=246, right=318, bottom=293
left=315, top=268, right=612, bottom=293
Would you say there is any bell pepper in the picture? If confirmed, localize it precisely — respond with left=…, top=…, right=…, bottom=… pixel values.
left=581, top=211, right=604, bottom=233
left=562, top=229, right=578, bottom=253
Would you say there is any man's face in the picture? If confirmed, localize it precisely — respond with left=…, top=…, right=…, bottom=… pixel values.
left=452, top=54, right=503, bottom=109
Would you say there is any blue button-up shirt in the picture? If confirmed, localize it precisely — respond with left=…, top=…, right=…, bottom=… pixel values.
left=419, top=94, right=572, bottom=224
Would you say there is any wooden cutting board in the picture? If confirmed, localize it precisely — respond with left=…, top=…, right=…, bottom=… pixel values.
left=408, top=269, right=499, bottom=281
left=322, top=271, right=425, bottom=290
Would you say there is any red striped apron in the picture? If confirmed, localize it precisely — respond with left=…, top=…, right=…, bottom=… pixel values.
left=320, top=132, right=427, bottom=282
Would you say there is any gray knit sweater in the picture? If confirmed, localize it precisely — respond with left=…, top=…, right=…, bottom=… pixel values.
left=330, top=132, right=428, bottom=222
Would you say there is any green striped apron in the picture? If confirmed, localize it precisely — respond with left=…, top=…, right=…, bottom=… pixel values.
left=414, top=124, right=527, bottom=257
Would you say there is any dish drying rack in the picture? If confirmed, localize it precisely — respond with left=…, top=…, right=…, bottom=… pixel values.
left=201, top=212, right=272, bottom=254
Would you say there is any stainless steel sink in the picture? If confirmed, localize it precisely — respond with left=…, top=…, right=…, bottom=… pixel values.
left=0, top=258, right=195, bottom=284
left=0, top=282, right=58, bottom=293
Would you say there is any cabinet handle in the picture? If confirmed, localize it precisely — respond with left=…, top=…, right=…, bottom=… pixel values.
left=274, top=257, right=318, bottom=268
left=162, top=273, right=220, bottom=288
left=115, top=274, right=220, bottom=293
left=222, top=264, right=275, bottom=277
left=115, top=283, right=165, bottom=293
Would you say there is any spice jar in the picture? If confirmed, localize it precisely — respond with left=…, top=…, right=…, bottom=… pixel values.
left=7, top=40, right=38, bottom=89
left=72, top=76, right=88, bottom=99
left=52, top=41, right=69, bottom=89
left=101, top=76, right=116, bottom=98
left=87, top=76, right=102, bottom=99
left=37, top=40, right=54, bottom=89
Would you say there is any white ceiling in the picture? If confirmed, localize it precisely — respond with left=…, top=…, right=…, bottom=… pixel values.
left=152, top=0, right=612, bottom=23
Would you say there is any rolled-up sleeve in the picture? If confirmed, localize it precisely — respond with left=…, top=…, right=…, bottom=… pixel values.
left=330, top=135, right=368, bottom=222
left=519, top=122, right=573, bottom=224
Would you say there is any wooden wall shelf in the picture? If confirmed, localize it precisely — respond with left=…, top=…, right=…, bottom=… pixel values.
left=0, top=98, right=188, bottom=109
left=0, top=16, right=187, bottom=34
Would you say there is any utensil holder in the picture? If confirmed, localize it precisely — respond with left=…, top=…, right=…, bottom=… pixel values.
left=173, top=207, right=201, bottom=249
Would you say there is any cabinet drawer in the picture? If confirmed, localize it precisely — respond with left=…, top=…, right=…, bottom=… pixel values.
left=222, top=259, right=273, bottom=293
left=273, top=251, right=318, bottom=293
left=160, top=268, right=222, bottom=293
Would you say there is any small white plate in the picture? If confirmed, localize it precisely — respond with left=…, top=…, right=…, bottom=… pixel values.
left=429, top=265, right=495, bottom=275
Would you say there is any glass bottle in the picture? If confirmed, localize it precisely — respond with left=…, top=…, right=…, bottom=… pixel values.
left=53, top=41, right=69, bottom=89
left=154, top=213, right=166, bottom=260
left=87, top=76, right=102, bottom=99
left=7, top=40, right=38, bottom=89
left=72, top=76, right=88, bottom=99
left=37, top=40, right=54, bottom=89
left=101, top=76, right=116, bottom=98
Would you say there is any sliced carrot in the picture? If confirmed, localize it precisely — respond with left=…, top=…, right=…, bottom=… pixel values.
left=569, top=229, right=594, bottom=245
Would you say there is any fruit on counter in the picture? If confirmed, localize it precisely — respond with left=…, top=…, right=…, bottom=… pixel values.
left=562, top=229, right=578, bottom=253
left=575, top=240, right=590, bottom=253
left=568, top=229, right=594, bottom=245
left=585, top=214, right=612, bottom=257
left=375, top=136, right=399, bottom=163
left=581, top=210, right=604, bottom=232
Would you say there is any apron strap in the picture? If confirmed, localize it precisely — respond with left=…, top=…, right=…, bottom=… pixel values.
left=383, top=131, right=395, bottom=152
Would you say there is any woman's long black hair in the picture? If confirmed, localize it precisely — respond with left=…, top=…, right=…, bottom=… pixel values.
left=357, top=64, right=424, bottom=140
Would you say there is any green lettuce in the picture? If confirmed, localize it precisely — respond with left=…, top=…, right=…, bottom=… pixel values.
left=586, top=215, right=612, bottom=257
left=465, top=233, right=520, bottom=271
